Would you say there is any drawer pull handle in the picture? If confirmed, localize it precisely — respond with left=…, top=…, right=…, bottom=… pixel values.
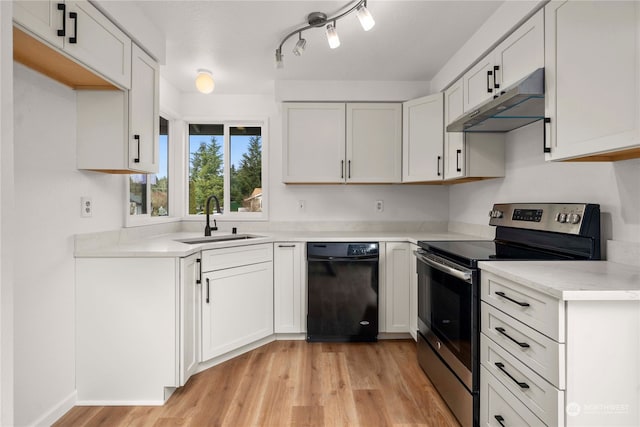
left=495, top=291, right=530, bottom=307
left=494, top=415, right=506, bottom=427
left=495, top=362, right=529, bottom=389
left=495, top=327, right=530, bottom=348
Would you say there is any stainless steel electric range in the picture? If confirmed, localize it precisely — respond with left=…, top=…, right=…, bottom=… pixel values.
left=415, top=203, right=601, bottom=427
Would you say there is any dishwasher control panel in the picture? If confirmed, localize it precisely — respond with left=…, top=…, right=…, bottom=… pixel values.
left=348, top=243, right=379, bottom=256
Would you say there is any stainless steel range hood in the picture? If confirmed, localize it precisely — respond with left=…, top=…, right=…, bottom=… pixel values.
left=447, top=68, right=544, bottom=132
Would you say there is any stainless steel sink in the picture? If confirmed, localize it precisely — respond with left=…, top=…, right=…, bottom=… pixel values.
left=176, top=234, right=260, bottom=245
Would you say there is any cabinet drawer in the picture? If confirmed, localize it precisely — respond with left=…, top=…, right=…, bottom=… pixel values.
left=202, top=243, right=273, bottom=272
left=481, top=334, right=563, bottom=427
left=481, top=271, right=564, bottom=341
left=480, top=365, right=545, bottom=427
left=482, top=302, right=565, bottom=389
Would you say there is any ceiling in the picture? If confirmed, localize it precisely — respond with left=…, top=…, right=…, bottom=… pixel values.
left=134, top=1, right=503, bottom=94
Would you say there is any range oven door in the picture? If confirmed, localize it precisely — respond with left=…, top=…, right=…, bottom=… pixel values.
left=415, top=249, right=478, bottom=392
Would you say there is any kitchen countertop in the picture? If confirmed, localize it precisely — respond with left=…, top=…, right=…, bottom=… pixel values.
left=479, top=260, right=640, bottom=301
left=74, top=230, right=485, bottom=258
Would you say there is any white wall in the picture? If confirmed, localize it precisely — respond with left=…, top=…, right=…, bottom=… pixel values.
left=449, top=122, right=640, bottom=245
left=12, top=64, right=125, bottom=426
left=0, top=2, right=15, bottom=425
left=180, top=86, right=449, bottom=225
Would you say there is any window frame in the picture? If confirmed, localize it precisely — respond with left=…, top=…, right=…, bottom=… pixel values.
left=125, top=112, right=180, bottom=227
left=183, top=118, right=268, bottom=222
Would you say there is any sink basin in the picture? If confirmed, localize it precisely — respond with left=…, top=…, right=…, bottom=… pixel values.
left=176, top=234, right=260, bottom=245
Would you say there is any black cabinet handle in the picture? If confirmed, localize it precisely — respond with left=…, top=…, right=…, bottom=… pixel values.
left=495, top=362, right=529, bottom=389
left=495, top=327, right=530, bottom=348
left=348, top=160, right=351, bottom=179
left=195, top=258, right=202, bottom=284
left=57, top=4, right=66, bottom=36
left=437, top=156, right=441, bottom=176
left=456, top=149, right=462, bottom=172
left=494, top=415, right=506, bottom=427
left=278, top=244, right=296, bottom=248
left=493, top=65, right=500, bottom=89
left=487, top=69, right=493, bottom=93
left=69, top=11, right=77, bottom=44
left=133, top=134, right=140, bottom=163
left=495, top=291, right=530, bottom=307
left=543, top=117, right=551, bottom=153
left=205, top=278, right=210, bottom=304
left=341, top=160, right=344, bottom=179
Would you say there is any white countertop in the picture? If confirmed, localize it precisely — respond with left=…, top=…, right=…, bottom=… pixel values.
left=479, top=260, right=640, bottom=301
left=74, top=230, right=484, bottom=258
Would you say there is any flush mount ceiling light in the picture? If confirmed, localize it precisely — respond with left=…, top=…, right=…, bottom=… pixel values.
left=195, top=69, right=215, bottom=94
left=275, top=0, right=375, bottom=68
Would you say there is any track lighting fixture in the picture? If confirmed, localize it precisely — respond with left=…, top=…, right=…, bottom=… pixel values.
left=195, top=69, right=215, bottom=94
left=275, top=0, right=375, bottom=68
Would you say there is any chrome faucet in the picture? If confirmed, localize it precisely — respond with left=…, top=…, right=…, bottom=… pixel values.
left=204, top=195, right=222, bottom=236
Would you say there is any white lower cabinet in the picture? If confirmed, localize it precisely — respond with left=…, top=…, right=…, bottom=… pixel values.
left=480, top=270, right=640, bottom=427
left=409, top=243, right=418, bottom=340
left=179, top=253, right=201, bottom=386
left=76, top=257, right=179, bottom=403
left=383, top=242, right=412, bottom=333
left=200, top=244, right=274, bottom=361
left=273, top=242, right=306, bottom=334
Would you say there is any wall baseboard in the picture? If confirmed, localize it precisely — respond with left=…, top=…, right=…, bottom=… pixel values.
left=30, top=390, right=76, bottom=427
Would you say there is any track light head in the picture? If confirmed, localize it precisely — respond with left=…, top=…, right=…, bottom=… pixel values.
left=293, top=33, right=307, bottom=56
left=326, top=22, right=340, bottom=49
left=356, top=4, right=375, bottom=31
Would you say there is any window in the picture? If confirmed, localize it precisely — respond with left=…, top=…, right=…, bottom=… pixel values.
left=188, top=122, right=264, bottom=217
left=129, top=116, right=169, bottom=217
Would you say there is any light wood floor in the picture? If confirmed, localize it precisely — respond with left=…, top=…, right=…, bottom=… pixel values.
left=54, top=340, right=460, bottom=427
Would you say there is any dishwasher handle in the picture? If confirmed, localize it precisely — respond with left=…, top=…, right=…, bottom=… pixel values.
left=414, top=250, right=472, bottom=283
left=307, top=255, right=379, bottom=262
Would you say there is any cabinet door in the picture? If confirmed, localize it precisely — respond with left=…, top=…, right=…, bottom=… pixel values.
left=201, top=262, right=274, bottom=361
left=65, top=0, right=132, bottom=88
left=346, top=103, right=402, bottom=183
left=462, top=56, right=494, bottom=112
left=179, top=253, right=201, bottom=386
left=545, top=1, right=640, bottom=160
left=402, top=93, right=444, bottom=182
left=409, top=244, right=418, bottom=340
left=494, top=9, right=543, bottom=91
left=384, top=242, right=411, bottom=333
left=282, top=103, right=346, bottom=183
left=444, top=80, right=465, bottom=179
left=129, top=43, right=159, bottom=173
left=13, top=0, right=64, bottom=49
left=273, top=242, right=305, bottom=333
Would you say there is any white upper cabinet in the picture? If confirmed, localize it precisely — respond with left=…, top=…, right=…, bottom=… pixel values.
left=545, top=1, right=640, bottom=161
left=129, top=44, right=159, bottom=173
left=283, top=103, right=346, bottom=184
left=346, top=103, right=402, bottom=183
left=444, top=80, right=465, bottom=180
left=13, top=0, right=132, bottom=89
left=402, top=93, right=444, bottom=182
left=283, top=102, right=402, bottom=184
left=463, top=9, right=544, bottom=113
left=76, top=43, right=159, bottom=173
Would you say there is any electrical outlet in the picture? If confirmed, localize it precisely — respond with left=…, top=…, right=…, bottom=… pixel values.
left=81, top=197, right=92, bottom=217
left=375, top=200, right=384, bottom=213
left=298, top=200, right=305, bottom=211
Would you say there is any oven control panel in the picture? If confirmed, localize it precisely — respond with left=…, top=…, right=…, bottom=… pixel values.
left=489, top=203, right=599, bottom=235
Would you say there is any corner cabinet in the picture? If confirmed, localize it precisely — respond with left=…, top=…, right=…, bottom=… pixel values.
left=444, top=80, right=505, bottom=181
left=544, top=1, right=640, bottom=161
left=273, top=242, right=306, bottom=334
left=13, top=0, right=132, bottom=89
left=200, top=244, right=274, bottom=361
left=282, top=102, right=402, bottom=184
left=76, top=43, right=159, bottom=173
left=402, top=93, right=444, bottom=182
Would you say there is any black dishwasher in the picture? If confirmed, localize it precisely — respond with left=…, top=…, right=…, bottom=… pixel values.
left=306, top=242, right=379, bottom=342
